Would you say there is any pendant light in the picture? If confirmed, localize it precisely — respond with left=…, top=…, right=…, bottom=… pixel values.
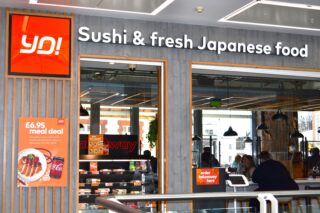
left=224, top=126, right=238, bottom=136
left=272, top=109, right=288, bottom=121
left=256, top=111, right=269, bottom=131
left=80, top=104, right=89, bottom=116
left=192, top=135, right=202, bottom=141
left=290, top=117, right=303, bottom=139
left=243, top=136, right=253, bottom=143
left=223, top=78, right=238, bottom=137
left=290, top=129, right=304, bottom=139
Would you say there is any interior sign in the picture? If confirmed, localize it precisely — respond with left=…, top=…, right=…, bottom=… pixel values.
left=78, top=26, right=308, bottom=58
left=9, top=14, right=71, bottom=76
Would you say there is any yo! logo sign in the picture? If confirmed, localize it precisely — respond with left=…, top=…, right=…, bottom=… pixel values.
left=20, top=35, right=63, bottom=55
left=9, top=14, right=71, bottom=76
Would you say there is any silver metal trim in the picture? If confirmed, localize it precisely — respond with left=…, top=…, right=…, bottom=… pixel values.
left=106, top=190, right=320, bottom=201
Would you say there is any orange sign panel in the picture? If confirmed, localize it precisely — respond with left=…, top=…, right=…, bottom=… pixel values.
left=196, top=168, right=220, bottom=185
left=9, top=14, right=71, bottom=76
left=17, top=117, right=69, bottom=187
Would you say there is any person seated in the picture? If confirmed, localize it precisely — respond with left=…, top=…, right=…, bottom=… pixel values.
left=231, top=154, right=242, bottom=173
left=252, top=151, right=298, bottom=191
left=250, top=151, right=298, bottom=212
left=241, top=154, right=256, bottom=179
left=201, top=147, right=220, bottom=168
left=306, top=147, right=320, bottom=176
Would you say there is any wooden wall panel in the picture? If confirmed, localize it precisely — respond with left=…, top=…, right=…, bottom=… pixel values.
left=0, top=8, right=5, bottom=212
left=2, top=77, right=72, bottom=213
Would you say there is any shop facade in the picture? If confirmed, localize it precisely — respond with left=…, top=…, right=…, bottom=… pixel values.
left=0, top=8, right=320, bottom=213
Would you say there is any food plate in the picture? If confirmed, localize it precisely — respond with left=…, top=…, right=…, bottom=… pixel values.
left=17, top=148, right=47, bottom=183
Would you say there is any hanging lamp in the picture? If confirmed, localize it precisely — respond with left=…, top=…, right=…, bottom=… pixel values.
left=272, top=109, right=288, bottom=121
left=223, top=126, right=238, bottom=136
left=223, top=78, right=238, bottom=137
left=256, top=111, right=269, bottom=130
left=192, top=135, right=202, bottom=141
left=290, top=129, right=304, bottom=139
left=80, top=104, right=89, bottom=116
left=243, top=136, right=253, bottom=143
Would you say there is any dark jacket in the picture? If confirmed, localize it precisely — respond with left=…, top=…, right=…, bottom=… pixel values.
left=252, top=159, right=299, bottom=191
left=201, top=152, right=220, bottom=168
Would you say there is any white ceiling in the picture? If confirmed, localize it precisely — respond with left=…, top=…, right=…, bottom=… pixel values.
left=1, top=0, right=320, bottom=36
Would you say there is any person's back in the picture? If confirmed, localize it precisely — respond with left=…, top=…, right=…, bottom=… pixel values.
left=252, top=151, right=298, bottom=191
left=201, top=148, right=220, bottom=168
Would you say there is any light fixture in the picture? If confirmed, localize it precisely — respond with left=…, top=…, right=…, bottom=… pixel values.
left=195, top=6, right=204, bottom=13
left=223, top=78, right=238, bottom=137
left=128, top=64, right=137, bottom=72
left=192, top=135, right=202, bottom=141
left=243, top=136, right=253, bottom=143
left=290, top=129, right=304, bottom=139
left=272, top=109, right=288, bottom=121
left=256, top=111, right=269, bottom=130
left=219, top=0, right=320, bottom=32
left=29, top=0, right=175, bottom=16
left=80, top=104, right=89, bottom=116
left=223, top=126, right=238, bottom=137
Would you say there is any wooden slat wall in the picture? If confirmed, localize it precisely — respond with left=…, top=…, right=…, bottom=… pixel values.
left=1, top=77, right=72, bottom=213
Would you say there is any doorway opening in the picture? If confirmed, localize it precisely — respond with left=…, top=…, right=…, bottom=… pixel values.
left=77, top=56, right=166, bottom=211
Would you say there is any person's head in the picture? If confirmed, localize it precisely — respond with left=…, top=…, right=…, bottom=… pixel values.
left=143, top=150, right=151, bottom=158
left=242, top=155, right=255, bottom=168
left=201, top=151, right=212, bottom=164
left=259, top=151, right=272, bottom=163
left=291, top=151, right=303, bottom=164
left=234, top=155, right=242, bottom=163
left=203, top=147, right=211, bottom=153
left=311, top=147, right=320, bottom=157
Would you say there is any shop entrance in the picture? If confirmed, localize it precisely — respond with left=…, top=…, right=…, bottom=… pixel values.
left=77, top=56, right=166, bottom=211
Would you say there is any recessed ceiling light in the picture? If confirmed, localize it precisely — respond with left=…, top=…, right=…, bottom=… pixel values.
left=29, top=0, right=175, bottom=16
left=195, top=6, right=204, bottom=13
left=109, top=62, right=115, bottom=65
left=219, top=0, right=320, bottom=31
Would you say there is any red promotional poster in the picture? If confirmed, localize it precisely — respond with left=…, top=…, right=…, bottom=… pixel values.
left=196, top=168, right=220, bottom=185
left=9, top=14, right=71, bottom=76
left=17, top=117, right=69, bottom=187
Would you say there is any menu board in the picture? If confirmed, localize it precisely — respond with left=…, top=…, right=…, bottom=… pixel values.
left=88, top=134, right=108, bottom=155
left=80, top=134, right=139, bottom=157
left=196, top=168, right=220, bottom=185
left=17, top=117, right=69, bottom=187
